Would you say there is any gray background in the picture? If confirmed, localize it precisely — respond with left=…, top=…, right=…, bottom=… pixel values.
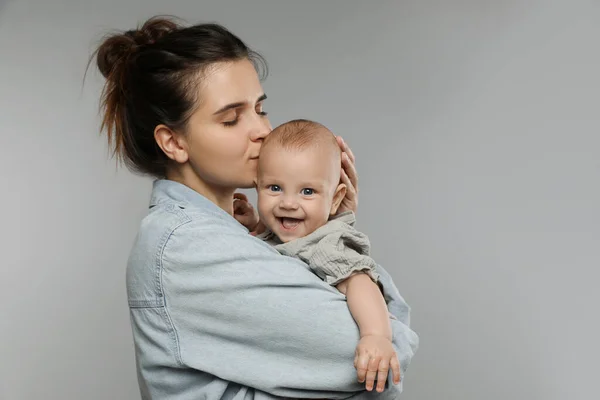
left=1, top=0, right=598, bottom=399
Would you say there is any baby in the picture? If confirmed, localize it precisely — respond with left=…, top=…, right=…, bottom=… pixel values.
left=234, top=119, right=400, bottom=392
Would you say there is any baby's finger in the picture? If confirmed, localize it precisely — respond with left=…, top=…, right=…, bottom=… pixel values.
left=250, top=220, right=266, bottom=236
left=233, top=192, right=248, bottom=201
left=376, top=358, right=390, bottom=392
left=390, top=353, right=401, bottom=385
left=365, top=356, right=380, bottom=391
left=234, top=200, right=251, bottom=215
left=356, top=354, right=369, bottom=383
left=233, top=197, right=246, bottom=208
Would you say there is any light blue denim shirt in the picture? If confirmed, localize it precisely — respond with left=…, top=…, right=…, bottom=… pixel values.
left=126, top=179, right=419, bottom=399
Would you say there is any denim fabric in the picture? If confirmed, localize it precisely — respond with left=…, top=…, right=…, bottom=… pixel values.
left=126, top=179, right=419, bottom=399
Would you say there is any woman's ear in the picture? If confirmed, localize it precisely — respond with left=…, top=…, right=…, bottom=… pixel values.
left=154, top=124, right=189, bottom=164
left=330, top=183, right=347, bottom=215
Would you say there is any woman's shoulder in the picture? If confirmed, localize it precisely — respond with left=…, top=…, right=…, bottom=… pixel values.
left=135, top=196, right=278, bottom=266
left=137, top=179, right=249, bottom=246
left=126, top=195, right=271, bottom=301
left=135, top=198, right=248, bottom=255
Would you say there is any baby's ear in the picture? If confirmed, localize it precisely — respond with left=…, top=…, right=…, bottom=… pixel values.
left=330, top=183, right=347, bottom=215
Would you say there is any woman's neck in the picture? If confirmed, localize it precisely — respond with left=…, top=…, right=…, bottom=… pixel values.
left=166, top=167, right=235, bottom=215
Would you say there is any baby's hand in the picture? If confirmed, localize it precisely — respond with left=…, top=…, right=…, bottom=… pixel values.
left=233, top=193, right=259, bottom=231
left=233, top=193, right=265, bottom=235
left=354, top=335, right=401, bottom=392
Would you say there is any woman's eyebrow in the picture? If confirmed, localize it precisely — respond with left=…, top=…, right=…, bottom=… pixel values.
left=213, top=93, right=267, bottom=115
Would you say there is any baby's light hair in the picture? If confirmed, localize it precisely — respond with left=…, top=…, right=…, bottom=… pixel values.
left=262, top=119, right=341, bottom=158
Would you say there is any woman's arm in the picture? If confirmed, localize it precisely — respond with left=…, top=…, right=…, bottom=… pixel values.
left=160, top=219, right=418, bottom=399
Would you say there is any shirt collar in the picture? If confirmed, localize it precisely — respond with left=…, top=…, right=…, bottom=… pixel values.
left=149, top=179, right=227, bottom=215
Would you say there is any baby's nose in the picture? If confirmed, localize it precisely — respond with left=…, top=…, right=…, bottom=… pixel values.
left=279, top=198, right=299, bottom=210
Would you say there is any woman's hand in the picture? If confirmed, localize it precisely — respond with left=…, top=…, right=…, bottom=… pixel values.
left=336, top=136, right=359, bottom=214
left=233, top=193, right=266, bottom=236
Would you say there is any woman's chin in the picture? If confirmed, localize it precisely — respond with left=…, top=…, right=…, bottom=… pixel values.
left=235, top=179, right=257, bottom=189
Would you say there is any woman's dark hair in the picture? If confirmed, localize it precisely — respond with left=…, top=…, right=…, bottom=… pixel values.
left=91, top=16, right=267, bottom=177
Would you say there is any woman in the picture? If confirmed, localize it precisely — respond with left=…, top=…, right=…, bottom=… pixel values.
left=94, top=16, right=418, bottom=400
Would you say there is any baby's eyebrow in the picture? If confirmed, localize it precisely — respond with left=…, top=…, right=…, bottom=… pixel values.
left=302, top=182, right=324, bottom=189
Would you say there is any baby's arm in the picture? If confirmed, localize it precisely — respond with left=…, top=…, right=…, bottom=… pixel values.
left=337, top=273, right=392, bottom=339
left=337, top=273, right=400, bottom=392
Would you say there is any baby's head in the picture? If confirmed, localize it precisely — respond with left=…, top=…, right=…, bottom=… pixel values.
left=257, top=119, right=346, bottom=243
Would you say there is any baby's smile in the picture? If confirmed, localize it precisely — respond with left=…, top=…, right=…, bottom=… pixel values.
left=278, top=217, right=303, bottom=231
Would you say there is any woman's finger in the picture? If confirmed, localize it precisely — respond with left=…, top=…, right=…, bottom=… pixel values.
left=340, top=168, right=356, bottom=199
left=337, top=136, right=356, bottom=163
left=341, top=153, right=358, bottom=193
left=344, top=139, right=356, bottom=164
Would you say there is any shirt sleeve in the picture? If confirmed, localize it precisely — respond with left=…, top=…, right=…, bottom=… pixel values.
left=161, top=218, right=418, bottom=399
left=275, top=219, right=381, bottom=286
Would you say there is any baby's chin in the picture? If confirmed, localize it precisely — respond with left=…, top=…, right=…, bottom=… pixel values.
left=275, top=232, right=303, bottom=243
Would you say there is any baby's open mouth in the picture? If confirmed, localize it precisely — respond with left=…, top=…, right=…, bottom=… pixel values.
left=278, top=217, right=302, bottom=230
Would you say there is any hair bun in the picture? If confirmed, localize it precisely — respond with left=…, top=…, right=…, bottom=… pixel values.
left=126, top=17, right=179, bottom=47
left=96, top=17, right=180, bottom=79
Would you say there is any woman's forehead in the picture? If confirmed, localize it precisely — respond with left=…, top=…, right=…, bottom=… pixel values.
left=199, top=59, right=264, bottom=110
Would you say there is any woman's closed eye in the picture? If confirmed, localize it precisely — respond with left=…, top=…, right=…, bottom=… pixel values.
left=256, top=95, right=268, bottom=116
left=222, top=110, right=239, bottom=127
left=223, top=107, right=268, bottom=127
left=256, top=103, right=268, bottom=116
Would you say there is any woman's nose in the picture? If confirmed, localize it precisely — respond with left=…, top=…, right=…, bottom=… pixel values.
left=249, top=115, right=272, bottom=142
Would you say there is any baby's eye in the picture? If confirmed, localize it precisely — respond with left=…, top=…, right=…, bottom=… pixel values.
left=269, top=185, right=282, bottom=192
left=301, top=188, right=314, bottom=196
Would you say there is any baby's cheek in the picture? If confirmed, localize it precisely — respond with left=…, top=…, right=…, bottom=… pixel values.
left=309, top=201, right=331, bottom=227
left=256, top=193, right=267, bottom=216
left=256, top=194, right=275, bottom=229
